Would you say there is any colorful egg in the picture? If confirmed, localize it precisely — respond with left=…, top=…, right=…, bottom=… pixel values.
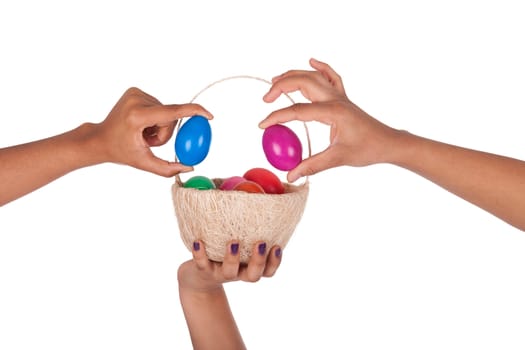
left=175, top=115, right=212, bottom=166
left=233, top=180, right=265, bottom=193
left=183, top=175, right=216, bottom=190
left=243, top=167, right=285, bottom=194
left=262, top=124, right=302, bottom=171
left=220, top=176, right=246, bottom=191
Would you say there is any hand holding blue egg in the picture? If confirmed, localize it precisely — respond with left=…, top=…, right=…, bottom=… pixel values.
left=175, top=115, right=212, bottom=166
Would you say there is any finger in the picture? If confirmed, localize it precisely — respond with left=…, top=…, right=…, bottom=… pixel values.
left=259, top=102, right=335, bottom=128
left=263, top=73, right=319, bottom=103
left=192, top=240, right=212, bottom=271
left=128, top=86, right=162, bottom=105
left=271, top=69, right=314, bottom=84
left=136, top=103, right=214, bottom=126
left=262, top=84, right=287, bottom=104
left=309, top=58, right=346, bottom=94
left=221, top=240, right=241, bottom=280
left=287, top=148, right=341, bottom=182
left=240, top=241, right=268, bottom=282
left=262, top=246, right=282, bottom=277
left=135, top=153, right=194, bottom=177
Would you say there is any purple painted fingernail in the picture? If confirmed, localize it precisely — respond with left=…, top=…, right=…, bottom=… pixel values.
left=258, top=242, right=267, bottom=255
left=275, top=247, right=282, bottom=258
left=231, top=243, right=239, bottom=255
left=193, top=241, right=200, bottom=251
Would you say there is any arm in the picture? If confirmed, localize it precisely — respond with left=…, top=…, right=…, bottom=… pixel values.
left=178, top=240, right=282, bottom=350
left=0, top=87, right=212, bottom=206
left=260, top=58, right=525, bottom=231
left=391, top=132, right=525, bottom=232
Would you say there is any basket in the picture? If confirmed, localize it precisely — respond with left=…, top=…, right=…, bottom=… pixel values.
left=171, top=76, right=311, bottom=262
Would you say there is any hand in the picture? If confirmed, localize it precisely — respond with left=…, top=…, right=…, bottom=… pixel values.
left=94, top=87, right=213, bottom=177
left=178, top=240, right=283, bottom=350
left=259, top=58, right=401, bottom=182
left=178, top=240, right=282, bottom=292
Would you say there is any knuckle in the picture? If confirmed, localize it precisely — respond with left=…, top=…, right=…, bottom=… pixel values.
left=125, top=86, right=141, bottom=95
left=157, top=165, right=176, bottom=177
left=290, top=103, right=304, bottom=116
left=195, top=261, right=207, bottom=271
left=122, top=104, right=143, bottom=128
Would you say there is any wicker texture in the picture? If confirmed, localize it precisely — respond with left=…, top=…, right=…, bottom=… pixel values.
left=172, top=179, right=309, bottom=262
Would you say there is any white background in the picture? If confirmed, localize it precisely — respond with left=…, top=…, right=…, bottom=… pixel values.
left=1, top=1, right=525, bottom=349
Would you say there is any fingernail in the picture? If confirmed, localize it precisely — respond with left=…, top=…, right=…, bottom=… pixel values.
left=258, top=242, right=267, bottom=255
left=275, top=247, right=282, bottom=258
left=193, top=241, right=200, bottom=251
left=231, top=243, right=239, bottom=255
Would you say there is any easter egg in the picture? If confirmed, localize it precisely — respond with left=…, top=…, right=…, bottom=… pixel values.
left=233, top=180, right=265, bottom=193
left=175, top=115, right=212, bottom=166
left=262, top=124, right=302, bottom=171
left=184, top=175, right=216, bottom=190
left=220, top=176, right=246, bottom=191
left=243, top=168, right=285, bottom=194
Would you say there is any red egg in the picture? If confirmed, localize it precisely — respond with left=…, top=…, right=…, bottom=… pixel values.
left=233, top=180, right=265, bottom=193
left=220, top=176, right=245, bottom=191
left=243, top=168, right=285, bottom=194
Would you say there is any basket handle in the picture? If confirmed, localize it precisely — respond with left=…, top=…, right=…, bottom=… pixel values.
left=174, top=75, right=312, bottom=186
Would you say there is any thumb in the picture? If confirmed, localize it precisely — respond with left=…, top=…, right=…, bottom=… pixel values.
left=287, top=148, right=340, bottom=182
left=136, top=154, right=194, bottom=177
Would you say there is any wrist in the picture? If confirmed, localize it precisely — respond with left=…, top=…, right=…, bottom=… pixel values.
left=177, top=261, right=225, bottom=294
left=69, top=122, right=112, bottom=167
left=179, top=284, right=225, bottom=303
left=178, top=275, right=224, bottom=294
left=382, top=129, right=420, bottom=167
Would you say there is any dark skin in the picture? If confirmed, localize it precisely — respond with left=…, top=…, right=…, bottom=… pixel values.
left=1, top=86, right=285, bottom=350
left=260, top=58, right=525, bottom=231
left=0, top=87, right=213, bottom=206
left=178, top=240, right=282, bottom=350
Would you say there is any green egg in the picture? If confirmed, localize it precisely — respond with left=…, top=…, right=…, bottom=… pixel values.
left=183, top=176, right=216, bottom=190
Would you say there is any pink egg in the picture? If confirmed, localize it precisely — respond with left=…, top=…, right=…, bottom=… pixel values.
left=262, top=124, right=303, bottom=171
left=220, top=176, right=246, bottom=191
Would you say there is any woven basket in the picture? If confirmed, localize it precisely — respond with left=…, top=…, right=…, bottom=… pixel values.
left=171, top=76, right=310, bottom=262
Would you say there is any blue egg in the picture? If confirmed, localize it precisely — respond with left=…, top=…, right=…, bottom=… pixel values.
left=175, top=115, right=212, bottom=166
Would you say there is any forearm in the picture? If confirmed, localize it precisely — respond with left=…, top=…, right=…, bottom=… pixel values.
left=389, top=131, right=525, bottom=231
left=0, top=123, right=106, bottom=206
left=179, top=286, right=246, bottom=350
